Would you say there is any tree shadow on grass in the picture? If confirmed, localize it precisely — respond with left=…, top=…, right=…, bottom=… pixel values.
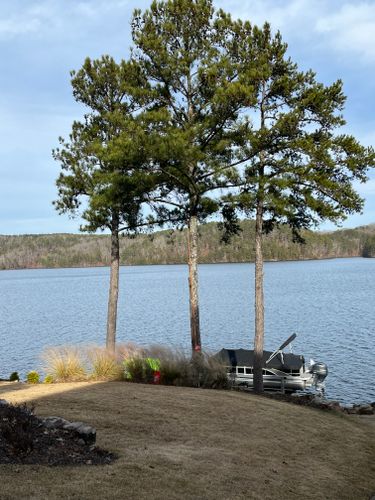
left=0, top=381, right=374, bottom=500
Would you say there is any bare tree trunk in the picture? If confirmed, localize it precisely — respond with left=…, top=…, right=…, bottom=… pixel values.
left=187, top=214, right=201, bottom=353
left=106, top=218, right=120, bottom=353
left=253, top=200, right=264, bottom=393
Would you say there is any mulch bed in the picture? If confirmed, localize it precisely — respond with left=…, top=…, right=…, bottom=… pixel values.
left=0, top=402, right=117, bottom=466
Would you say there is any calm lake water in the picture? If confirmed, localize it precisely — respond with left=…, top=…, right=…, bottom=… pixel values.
left=0, top=258, right=374, bottom=404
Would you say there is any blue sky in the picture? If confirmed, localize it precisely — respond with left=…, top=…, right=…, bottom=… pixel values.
left=0, top=0, right=374, bottom=235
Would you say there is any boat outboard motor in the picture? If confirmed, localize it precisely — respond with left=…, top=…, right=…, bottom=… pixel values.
left=310, top=362, right=328, bottom=391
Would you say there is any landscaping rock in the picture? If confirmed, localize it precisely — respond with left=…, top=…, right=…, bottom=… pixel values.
left=40, top=417, right=96, bottom=443
left=42, top=417, right=70, bottom=429
left=355, top=404, right=374, bottom=415
left=265, top=392, right=374, bottom=414
left=62, top=421, right=96, bottom=444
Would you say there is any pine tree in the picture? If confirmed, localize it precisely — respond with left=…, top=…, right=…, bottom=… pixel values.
left=53, top=56, right=154, bottom=352
left=223, top=24, right=375, bottom=392
left=131, top=0, right=253, bottom=353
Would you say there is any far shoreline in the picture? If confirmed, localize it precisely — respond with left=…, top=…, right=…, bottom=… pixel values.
left=0, top=254, right=372, bottom=273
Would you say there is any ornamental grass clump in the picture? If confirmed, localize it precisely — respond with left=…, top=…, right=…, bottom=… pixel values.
left=41, top=346, right=86, bottom=382
left=87, top=347, right=123, bottom=381
left=190, top=353, right=229, bottom=389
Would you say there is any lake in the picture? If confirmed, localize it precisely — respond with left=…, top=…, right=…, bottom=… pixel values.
left=0, top=258, right=374, bottom=404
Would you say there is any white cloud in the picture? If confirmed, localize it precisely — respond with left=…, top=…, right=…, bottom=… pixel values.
left=316, top=2, right=375, bottom=63
left=0, top=0, right=135, bottom=40
left=215, top=1, right=375, bottom=65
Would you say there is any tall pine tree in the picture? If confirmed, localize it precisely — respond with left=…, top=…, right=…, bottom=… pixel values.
left=131, top=0, right=254, bottom=353
left=223, top=23, right=375, bottom=392
left=53, top=56, right=154, bottom=351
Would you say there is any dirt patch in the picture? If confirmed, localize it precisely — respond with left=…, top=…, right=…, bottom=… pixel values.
left=0, top=401, right=116, bottom=466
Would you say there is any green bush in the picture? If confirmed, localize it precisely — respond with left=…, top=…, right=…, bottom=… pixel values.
left=43, top=374, right=54, bottom=384
left=26, top=371, right=40, bottom=384
left=123, top=357, right=160, bottom=383
left=9, top=372, right=19, bottom=382
left=124, top=357, right=146, bottom=383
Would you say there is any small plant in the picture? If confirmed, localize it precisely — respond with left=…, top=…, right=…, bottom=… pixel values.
left=9, top=372, right=19, bottom=382
left=43, top=374, right=54, bottom=384
left=26, top=371, right=40, bottom=384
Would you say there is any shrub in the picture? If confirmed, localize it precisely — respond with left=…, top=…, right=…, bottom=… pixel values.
left=38, top=343, right=229, bottom=389
left=147, top=346, right=188, bottom=385
left=87, top=347, right=123, bottom=381
left=124, top=357, right=146, bottom=383
left=122, top=354, right=162, bottom=384
left=41, top=346, right=86, bottom=382
left=9, top=372, right=19, bottom=382
left=43, top=374, right=54, bottom=384
left=0, top=402, right=36, bottom=454
left=26, top=371, right=40, bottom=384
left=146, top=346, right=228, bottom=389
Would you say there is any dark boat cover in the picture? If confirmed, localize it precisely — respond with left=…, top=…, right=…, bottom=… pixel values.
left=215, top=348, right=304, bottom=370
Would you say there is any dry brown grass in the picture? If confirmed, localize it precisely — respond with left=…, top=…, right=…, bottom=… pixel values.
left=0, top=381, right=374, bottom=500
left=41, top=346, right=87, bottom=382
left=86, top=346, right=123, bottom=381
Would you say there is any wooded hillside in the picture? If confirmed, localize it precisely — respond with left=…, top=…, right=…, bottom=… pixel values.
left=0, top=221, right=374, bottom=270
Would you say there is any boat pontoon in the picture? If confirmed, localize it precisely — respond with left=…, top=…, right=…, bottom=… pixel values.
left=215, top=334, right=328, bottom=393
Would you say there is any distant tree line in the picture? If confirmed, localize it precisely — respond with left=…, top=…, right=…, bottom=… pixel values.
left=51, top=0, right=374, bottom=392
left=1, top=222, right=374, bottom=271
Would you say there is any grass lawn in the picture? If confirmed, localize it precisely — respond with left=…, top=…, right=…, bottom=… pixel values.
left=0, top=381, right=374, bottom=500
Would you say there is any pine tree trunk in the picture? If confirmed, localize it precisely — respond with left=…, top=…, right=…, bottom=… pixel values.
left=106, top=219, right=120, bottom=353
left=253, top=200, right=264, bottom=393
left=187, top=214, right=201, bottom=353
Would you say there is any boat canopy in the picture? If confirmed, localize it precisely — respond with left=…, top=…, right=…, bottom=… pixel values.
left=215, top=348, right=304, bottom=370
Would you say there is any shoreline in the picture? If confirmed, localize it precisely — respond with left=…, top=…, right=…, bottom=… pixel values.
left=0, top=254, right=369, bottom=273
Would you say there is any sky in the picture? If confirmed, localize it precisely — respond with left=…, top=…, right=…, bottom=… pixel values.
left=0, top=0, right=374, bottom=235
